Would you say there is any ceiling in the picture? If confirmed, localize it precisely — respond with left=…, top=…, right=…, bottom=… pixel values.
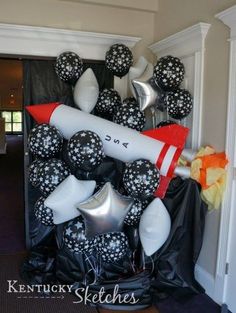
left=59, top=0, right=159, bottom=13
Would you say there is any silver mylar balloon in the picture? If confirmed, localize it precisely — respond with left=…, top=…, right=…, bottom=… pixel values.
left=132, top=77, right=165, bottom=112
left=77, top=182, right=134, bottom=238
left=174, top=166, right=191, bottom=179
left=181, top=148, right=197, bottom=162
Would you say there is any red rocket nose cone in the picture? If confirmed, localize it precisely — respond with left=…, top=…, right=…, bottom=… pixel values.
left=26, top=102, right=60, bottom=124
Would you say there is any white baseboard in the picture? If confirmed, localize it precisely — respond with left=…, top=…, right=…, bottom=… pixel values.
left=195, top=264, right=215, bottom=299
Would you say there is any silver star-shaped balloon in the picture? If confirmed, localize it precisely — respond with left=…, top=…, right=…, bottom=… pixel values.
left=132, top=77, right=165, bottom=112
left=77, top=182, right=134, bottom=238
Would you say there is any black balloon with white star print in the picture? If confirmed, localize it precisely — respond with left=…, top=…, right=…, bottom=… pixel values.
left=124, top=199, right=146, bottom=226
left=34, top=196, right=54, bottom=226
left=97, top=232, right=129, bottom=263
left=123, top=97, right=137, bottom=106
left=55, top=51, right=83, bottom=85
left=63, top=216, right=96, bottom=254
left=153, top=55, right=185, bottom=91
left=28, top=124, right=63, bottom=159
left=67, top=130, right=105, bottom=172
left=105, top=44, right=133, bottom=78
left=165, top=88, right=193, bottom=120
left=113, top=102, right=145, bottom=131
left=95, top=88, right=122, bottom=117
left=38, top=158, right=70, bottom=196
left=28, top=159, right=45, bottom=187
left=156, top=119, right=176, bottom=128
left=123, top=159, right=160, bottom=198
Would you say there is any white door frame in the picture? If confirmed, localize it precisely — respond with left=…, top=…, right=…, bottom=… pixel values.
left=214, top=5, right=236, bottom=304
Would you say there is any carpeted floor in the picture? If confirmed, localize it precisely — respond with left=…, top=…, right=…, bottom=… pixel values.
left=155, top=294, right=222, bottom=313
left=0, top=135, right=25, bottom=254
left=99, top=307, right=158, bottom=313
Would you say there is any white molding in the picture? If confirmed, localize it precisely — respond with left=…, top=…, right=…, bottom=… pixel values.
left=195, top=265, right=215, bottom=299
left=149, top=23, right=210, bottom=149
left=149, top=23, right=211, bottom=58
left=214, top=8, right=236, bottom=304
left=215, top=5, right=236, bottom=38
left=0, top=23, right=141, bottom=60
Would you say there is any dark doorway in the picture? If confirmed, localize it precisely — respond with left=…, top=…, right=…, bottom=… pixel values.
left=0, top=58, right=25, bottom=253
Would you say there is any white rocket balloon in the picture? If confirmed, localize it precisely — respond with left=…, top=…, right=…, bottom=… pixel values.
left=26, top=102, right=189, bottom=197
left=139, top=198, right=171, bottom=256
left=73, top=68, right=99, bottom=113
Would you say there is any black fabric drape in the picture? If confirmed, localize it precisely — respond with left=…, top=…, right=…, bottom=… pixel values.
left=23, top=59, right=114, bottom=249
left=150, top=177, right=207, bottom=299
left=83, top=61, right=114, bottom=91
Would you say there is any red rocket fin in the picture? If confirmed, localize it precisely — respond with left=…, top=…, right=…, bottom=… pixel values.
left=142, top=124, right=189, bottom=149
left=26, top=102, right=60, bottom=124
left=143, top=124, right=189, bottom=198
left=155, top=176, right=171, bottom=199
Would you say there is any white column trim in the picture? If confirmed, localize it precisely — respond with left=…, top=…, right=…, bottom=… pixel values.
left=215, top=5, right=236, bottom=38
left=149, top=23, right=210, bottom=149
left=214, top=6, right=236, bottom=304
left=0, top=23, right=141, bottom=60
left=149, top=23, right=210, bottom=58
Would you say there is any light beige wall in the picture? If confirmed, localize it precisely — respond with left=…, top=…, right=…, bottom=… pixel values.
left=0, top=0, right=156, bottom=62
left=155, top=0, right=236, bottom=276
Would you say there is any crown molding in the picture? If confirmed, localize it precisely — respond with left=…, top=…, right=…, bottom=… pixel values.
left=149, top=22, right=211, bottom=58
left=216, top=5, right=236, bottom=39
left=0, top=23, right=141, bottom=59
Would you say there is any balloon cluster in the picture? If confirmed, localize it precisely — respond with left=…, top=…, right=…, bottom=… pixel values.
left=28, top=118, right=166, bottom=263
left=28, top=46, right=174, bottom=266
left=131, top=55, right=193, bottom=121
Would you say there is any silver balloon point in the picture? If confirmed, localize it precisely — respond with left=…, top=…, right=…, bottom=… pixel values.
left=181, top=148, right=197, bottom=162
left=174, top=166, right=191, bottom=179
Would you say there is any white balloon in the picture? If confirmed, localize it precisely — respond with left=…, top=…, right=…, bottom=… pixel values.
left=139, top=198, right=171, bottom=256
left=44, top=174, right=96, bottom=224
left=73, top=68, right=99, bottom=113
left=129, top=56, right=148, bottom=98
left=138, top=62, right=154, bottom=82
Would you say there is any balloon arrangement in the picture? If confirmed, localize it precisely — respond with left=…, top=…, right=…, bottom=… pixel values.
left=28, top=119, right=170, bottom=263
left=130, top=55, right=193, bottom=126
left=28, top=47, right=193, bottom=278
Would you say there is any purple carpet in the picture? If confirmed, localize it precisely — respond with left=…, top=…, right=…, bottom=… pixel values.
left=0, top=135, right=25, bottom=254
left=156, top=294, right=223, bottom=313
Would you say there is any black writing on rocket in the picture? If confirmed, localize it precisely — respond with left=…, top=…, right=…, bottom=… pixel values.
left=105, top=135, right=129, bottom=149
